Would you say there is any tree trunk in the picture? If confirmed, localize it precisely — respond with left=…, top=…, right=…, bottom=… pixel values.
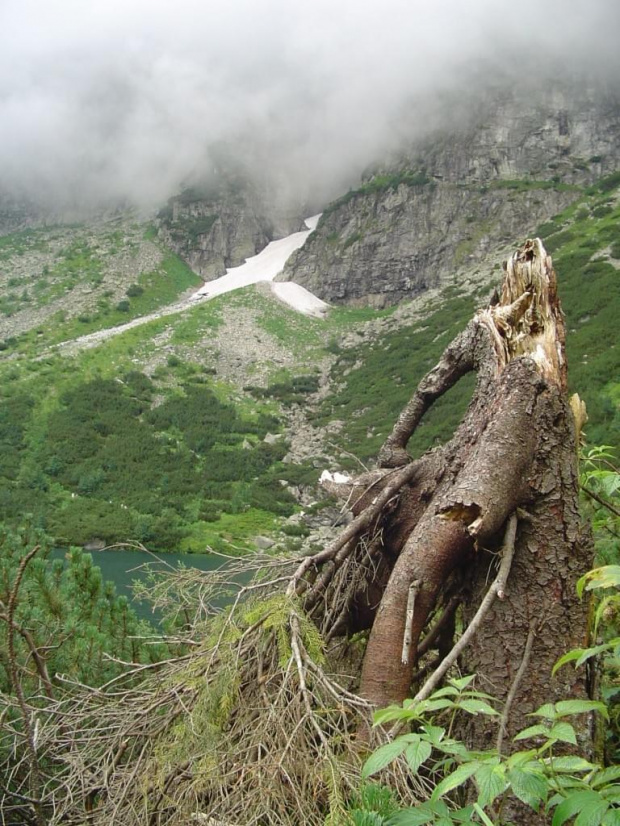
left=348, top=239, right=592, bottom=743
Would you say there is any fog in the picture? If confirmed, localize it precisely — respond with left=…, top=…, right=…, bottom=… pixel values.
left=1, top=0, right=618, bottom=212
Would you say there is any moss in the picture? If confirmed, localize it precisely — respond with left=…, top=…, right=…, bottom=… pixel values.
left=319, top=169, right=433, bottom=225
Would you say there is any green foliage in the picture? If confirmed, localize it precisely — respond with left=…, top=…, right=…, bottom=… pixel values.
left=315, top=177, right=620, bottom=465
left=591, top=171, right=620, bottom=194
left=355, top=534, right=620, bottom=826
left=355, top=677, right=614, bottom=826
left=344, top=231, right=363, bottom=249
left=487, top=179, right=580, bottom=193
left=580, top=446, right=620, bottom=567
left=0, top=530, right=162, bottom=695
left=167, top=213, right=219, bottom=244
left=315, top=296, right=477, bottom=463
left=244, top=373, right=320, bottom=406
left=320, top=170, right=432, bottom=223
left=0, top=372, right=294, bottom=551
left=556, top=457, right=620, bottom=761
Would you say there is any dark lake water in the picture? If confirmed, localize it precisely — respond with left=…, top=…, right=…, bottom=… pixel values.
left=51, top=547, right=232, bottom=623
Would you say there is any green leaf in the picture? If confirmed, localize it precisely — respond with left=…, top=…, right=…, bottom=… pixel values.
left=451, top=807, right=476, bottom=823
left=457, top=699, right=499, bottom=716
left=593, top=768, right=620, bottom=788
left=387, top=809, right=434, bottom=826
left=374, top=705, right=415, bottom=726
left=530, top=703, right=558, bottom=720
left=601, top=473, right=620, bottom=498
left=601, top=786, right=620, bottom=803
left=362, top=739, right=409, bottom=779
left=602, top=809, right=620, bottom=826
left=388, top=801, right=450, bottom=825
left=514, top=724, right=552, bottom=741
left=550, top=756, right=598, bottom=773
left=474, top=762, right=506, bottom=808
left=432, top=762, right=479, bottom=800
left=404, top=739, right=433, bottom=774
left=435, top=738, right=470, bottom=758
left=554, top=649, right=587, bottom=675
left=574, top=797, right=610, bottom=826
left=506, top=749, right=538, bottom=769
left=555, top=700, right=610, bottom=719
left=448, top=675, right=477, bottom=691
left=507, top=768, right=548, bottom=810
left=417, top=698, right=456, bottom=714
left=426, top=800, right=451, bottom=816
left=577, top=566, right=620, bottom=598
left=594, top=599, right=619, bottom=634
left=422, top=725, right=445, bottom=745
left=429, top=686, right=460, bottom=698
left=576, top=644, right=618, bottom=669
left=351, top=812, right=386, bottom=826
left=549, top=721, right=578, bottom=745
left=552, top=791, right=606, bottom=826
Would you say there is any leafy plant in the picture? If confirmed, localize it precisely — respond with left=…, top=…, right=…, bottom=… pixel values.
left=358, top=679, right=613, bottom=826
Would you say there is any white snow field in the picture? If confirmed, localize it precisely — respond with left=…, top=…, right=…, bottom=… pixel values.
left=191, top=214, right=328, bottom=315
left=269, top=281, right=328, bottom=318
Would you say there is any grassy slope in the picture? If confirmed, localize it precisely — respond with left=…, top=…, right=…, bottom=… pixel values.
left=0, top=279, right=398, bottom=552
left=316, top=173, right=620, bottom=464
left=0, top=222, right=202, bottom=353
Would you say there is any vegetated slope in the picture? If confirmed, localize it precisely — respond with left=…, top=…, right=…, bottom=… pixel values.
left=0, top=292, right=304, bottom=553
left=0, top=174, right=617, bottom=553
left=0, top=217, right=201, bottom=346
left=315, top=172, right=620, bottom=464
left=282, top=84, right=620, bottom=307
left=0, top=271, right=345, bottom=552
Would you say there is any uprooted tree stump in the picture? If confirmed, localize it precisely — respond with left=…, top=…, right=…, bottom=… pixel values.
left=308, top=238, right=592, bottom=737
left=5, top=239, right=594, bottom=826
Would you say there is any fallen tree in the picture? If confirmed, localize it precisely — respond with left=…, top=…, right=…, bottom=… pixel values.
left=0, top=239, right=594, bottom=825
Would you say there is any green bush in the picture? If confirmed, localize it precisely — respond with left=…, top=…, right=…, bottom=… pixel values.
left=0, top=375, right=295, bottom=549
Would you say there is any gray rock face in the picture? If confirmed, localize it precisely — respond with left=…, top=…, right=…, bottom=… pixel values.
left=158, top=175, right=303, bottom=281
left=281, top=85, right=620, bottom=306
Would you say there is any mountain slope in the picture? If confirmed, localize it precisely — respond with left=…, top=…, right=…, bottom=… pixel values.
left=281, top=84, right=620, bottom=306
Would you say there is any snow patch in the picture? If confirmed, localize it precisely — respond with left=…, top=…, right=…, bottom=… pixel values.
left=191, top=214, right=326, bottom=316
left=270, top=282, right=328, bottom=317
left=319, top=470, right=351, bottom=485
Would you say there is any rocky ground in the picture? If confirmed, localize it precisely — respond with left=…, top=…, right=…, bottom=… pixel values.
left=0, top=217, right=163, bottom=339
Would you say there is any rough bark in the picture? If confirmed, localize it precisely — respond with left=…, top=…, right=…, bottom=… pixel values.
left=346, top=239, right=592, bottom=744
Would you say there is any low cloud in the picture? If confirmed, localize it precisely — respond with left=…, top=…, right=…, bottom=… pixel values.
left=1, top=0, right=618, bottom=211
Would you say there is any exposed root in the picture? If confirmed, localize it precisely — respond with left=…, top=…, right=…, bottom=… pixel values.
left=0, top=556, right=429, bottom=825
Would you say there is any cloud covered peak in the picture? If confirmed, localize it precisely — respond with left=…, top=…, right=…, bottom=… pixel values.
left=1, top=0, right=618, bottom=211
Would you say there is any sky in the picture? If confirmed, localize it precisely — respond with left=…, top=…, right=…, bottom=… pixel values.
left=0, top=0, right=619, bottom=212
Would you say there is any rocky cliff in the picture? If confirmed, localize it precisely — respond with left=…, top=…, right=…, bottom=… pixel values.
left=280, top=84, right=620, bottom=306
left=158, top=166, right=304, bottom=281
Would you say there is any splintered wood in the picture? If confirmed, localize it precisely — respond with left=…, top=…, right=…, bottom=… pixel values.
left=479, top=238, right=567, bottom=387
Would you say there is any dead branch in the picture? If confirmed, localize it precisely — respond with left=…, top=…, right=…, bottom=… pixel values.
left=497, top=623, right=537, bottom=754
